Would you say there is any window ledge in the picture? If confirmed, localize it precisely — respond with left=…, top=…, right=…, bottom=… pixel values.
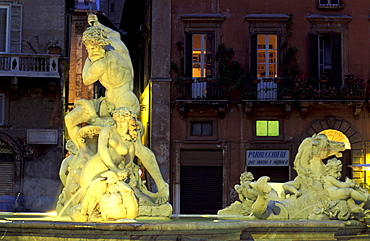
left=318, top=4, right=343, bottom=10
left=180, top=14, right=226, bottom=22
left=245, top=14, right=290, bottom=22
left=307, top=14, right=352, bottom=23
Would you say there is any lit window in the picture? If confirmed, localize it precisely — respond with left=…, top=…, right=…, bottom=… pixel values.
left=257, top=34, right=277, bottom=78
left=191, top=121, right=212, bottom=136
left=256, top=120, right=279, bottom=136
left=192, top=34, right=213, bottom=78
left=185, top=33, right=214, bottom=79
left=0, top=6, right=9, bottom=53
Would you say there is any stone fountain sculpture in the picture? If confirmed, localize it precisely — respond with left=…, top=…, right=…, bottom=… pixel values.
left=219, top=133, right=370, bottom=222
left=56, top=14, right=171, bottom=221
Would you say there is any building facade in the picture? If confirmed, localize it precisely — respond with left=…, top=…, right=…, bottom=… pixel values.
left=137, top=0, right=370, bottom=214
left=67, top=0, right=370, bottom=215
left=0, top=0, right=68, bottom=211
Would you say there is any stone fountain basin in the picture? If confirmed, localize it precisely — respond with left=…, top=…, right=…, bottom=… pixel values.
left=1, top=213, right=370, bottom=240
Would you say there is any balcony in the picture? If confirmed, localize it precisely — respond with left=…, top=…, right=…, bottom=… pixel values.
left=175, top=78, right=228, bottom=100
left=174, top=77, right=367, bottom=101
left=174, top=77, right=367, bottom=119
left=0, top=53, right=60, bottom=78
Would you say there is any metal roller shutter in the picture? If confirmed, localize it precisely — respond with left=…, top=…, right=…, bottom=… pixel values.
left=180, top=150, right=223, bottom=214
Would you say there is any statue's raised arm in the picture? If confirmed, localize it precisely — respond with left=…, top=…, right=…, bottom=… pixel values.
left=87, top=14, right=134, bottom=79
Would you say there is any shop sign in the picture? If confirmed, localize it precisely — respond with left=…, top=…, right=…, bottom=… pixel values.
left=246, top=150, right=289, bottom=166
left=27, top=129, right=58, bottom=145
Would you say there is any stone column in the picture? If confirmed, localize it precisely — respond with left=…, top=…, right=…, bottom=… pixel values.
left=150, top=0, right=172, bottom=185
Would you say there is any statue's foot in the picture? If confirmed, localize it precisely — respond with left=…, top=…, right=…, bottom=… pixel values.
left=155, top=183, right=169, bottom=205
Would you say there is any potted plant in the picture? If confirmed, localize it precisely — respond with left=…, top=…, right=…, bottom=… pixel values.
left=274, top=77, right=283, bottom=84
left=215, top=43, right=250, bottom=91
left=344, top=73, right=356, bottom=83
left=48, top=41, right=62, bottom=55
left=242, top=91, right=258, bottom=100
left=293, top=78, right=314, bottom=99
left=276, top=86, right=293, bottom=99
left=319, top=71, right=330, bottom=83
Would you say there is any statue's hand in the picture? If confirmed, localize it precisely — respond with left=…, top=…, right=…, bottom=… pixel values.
left=88, top=14, right=98, bottom=26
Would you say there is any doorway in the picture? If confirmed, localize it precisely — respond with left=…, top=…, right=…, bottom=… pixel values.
left=179, top=150, right=223, bottom=214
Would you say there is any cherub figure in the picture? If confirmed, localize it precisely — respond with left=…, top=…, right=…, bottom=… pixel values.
left=235, top=172, right=258, bottom=204
left=323, top=158, right=369, bottom=212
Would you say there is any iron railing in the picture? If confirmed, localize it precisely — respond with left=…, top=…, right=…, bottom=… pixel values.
left=174, top=77, right=367, bottom=101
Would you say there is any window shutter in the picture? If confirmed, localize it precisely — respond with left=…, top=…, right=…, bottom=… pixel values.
left=9, top=4, right=21, bottom=53
left=309, top=33, right=319, bottom=79
left=0, top=139, right=14, bottom=197
left=0, top=94, right=4, bottom=125
left=184, top=32, right=193, bottom=78
left=250, top=33, right=257, bottom=78
left=206, top=33, right=214, bottom=78
left=331, top=32, right=342, bottom=81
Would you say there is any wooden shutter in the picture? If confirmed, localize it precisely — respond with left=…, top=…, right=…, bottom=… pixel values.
left=9, top=4, right=22, bottom=53
left=0, top=94, right=4, bottom=125
left=331, top=32, right=342, bottom=82
left=0, top=140, right=14, bottom=196
left=309, top=33, right=319, bottom=79
left=206, top=33, right=214, bottom=78
left=184, top=32, right=193, bottom=78
left=250, top=33, right=257, bottom=78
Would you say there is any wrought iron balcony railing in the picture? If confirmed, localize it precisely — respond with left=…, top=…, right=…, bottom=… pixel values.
left=0, top=53, right=60, bottom=78
left=174, top=77, right=367, bottom=101
left=175, top=78, right=228, bottom=100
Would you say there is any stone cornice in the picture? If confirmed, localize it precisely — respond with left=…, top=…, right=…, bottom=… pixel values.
left=180, top=14, right=226, bottom=22
left=307, top=14, right=352, bottom=23
left=244, top=14, right=290, bottom=22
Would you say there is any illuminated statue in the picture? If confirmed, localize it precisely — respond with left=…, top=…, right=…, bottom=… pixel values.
left=219, top=134, right=370, bottom=222
left=57, top=14, right=171, bottom=221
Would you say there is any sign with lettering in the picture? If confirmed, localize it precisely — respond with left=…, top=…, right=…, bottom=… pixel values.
left=246, top=150, right=289, bottom=166
left=27, top=129, right=58, bottom=145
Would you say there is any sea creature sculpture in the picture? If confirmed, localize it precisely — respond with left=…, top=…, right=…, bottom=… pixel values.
left=219, top=134, right=370, bottom=222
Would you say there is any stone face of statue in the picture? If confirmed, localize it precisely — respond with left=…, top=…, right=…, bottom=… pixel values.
left=85, top=43, right=105, bottom=63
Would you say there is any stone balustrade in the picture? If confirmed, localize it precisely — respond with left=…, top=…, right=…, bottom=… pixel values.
left=0, top=53, right=60, bottom=78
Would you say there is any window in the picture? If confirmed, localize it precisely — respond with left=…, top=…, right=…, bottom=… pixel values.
left=0, top=4, right=21, bottom=53
left=309, top=33, right=341, bottom=81
left=256, top=120, right=279, bottom=136
left=319, top=34, right=332, bottom=78
left=187, top=118, right=217, bottom=140
left=0, top=5, right=9, bottom=53
left=319, top=0, right=340, bottom=6
left=185, top=33, right=214, bottom=79
left=246, top=14, right=290, bottom=79
left=191, top=121, right=212, bottom=136
left=257, top=34, right=278, bottom=78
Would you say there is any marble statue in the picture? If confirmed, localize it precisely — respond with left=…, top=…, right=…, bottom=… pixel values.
left=218, top=172, right=279, bottom=216
left=57, top=14, right=172, bottom=221
left=219, top=133, right=370, bottom=222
